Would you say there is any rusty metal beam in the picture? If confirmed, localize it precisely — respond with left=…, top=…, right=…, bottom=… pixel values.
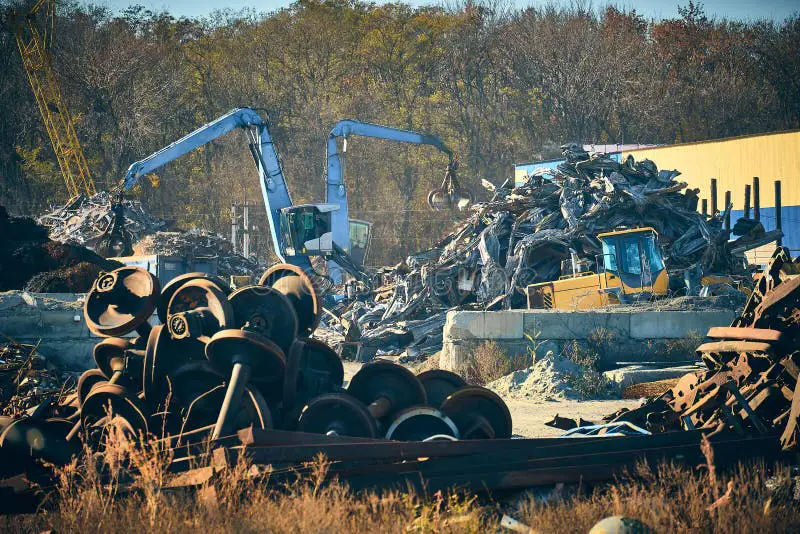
left=706, top=327, right=783, bottom=343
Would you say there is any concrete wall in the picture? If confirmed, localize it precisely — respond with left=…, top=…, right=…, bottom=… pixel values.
left=440, top=308, right=737, bottom=372
left=0, top=291, right=96, bottom=370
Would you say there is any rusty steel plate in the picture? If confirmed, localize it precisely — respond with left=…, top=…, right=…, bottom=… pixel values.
left=205, top=329, right=286, bottom=381
left=417, top=369, right=467, bottom=408
left=259, top=263, right=323, bottom=337
left=754, top=276, right=800, bottom=326
left=440, top=386, right=512, bottom=440
left=297, top=392, right=378, bottom=438
left=696, top=341, right=773, bottom=355
left=157, top=272, right=232, bottom=324
left=84, top=267, right=161, bottom=337
left=228, top=285, right=298, bottom=354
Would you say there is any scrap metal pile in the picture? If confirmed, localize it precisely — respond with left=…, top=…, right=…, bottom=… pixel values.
left=36, top=191, right=263, bottom=276
left=603, top=247, right=800, bottom=450
left=0, top=264, right=513, bottom=484
left=0, top=340, right=71, bottom=417
left=334, top=145, right=778, bottom=356
left=37, top=191, right=165, bottom=251
left=134, top=230, right=265, bottom=276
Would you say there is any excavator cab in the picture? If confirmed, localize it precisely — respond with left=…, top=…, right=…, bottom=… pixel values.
left=279, top=204, right=336, bottom=257
left=280, top=205, right=372, bottom=269
left=348, top=219, right=372, bottom=267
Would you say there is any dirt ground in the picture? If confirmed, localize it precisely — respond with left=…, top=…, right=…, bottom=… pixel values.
left=342, top=361, right=641, bottom=438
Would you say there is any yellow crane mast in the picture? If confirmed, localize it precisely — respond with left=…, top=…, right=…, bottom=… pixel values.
left=8, top=0, right=96, bottom=198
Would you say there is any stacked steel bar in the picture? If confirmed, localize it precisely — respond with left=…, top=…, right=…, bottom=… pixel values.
left=602, top=247, right=800, bottom=449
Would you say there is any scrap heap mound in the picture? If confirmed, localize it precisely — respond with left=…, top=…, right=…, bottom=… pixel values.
left=0, top=340, right=71, bottom=417
left=0, top=205, right=122, bottom=292
left=134, top=230, right=264, bottom=277
left=602, top=247, right=800, bottom=450
left=38, top=191, right=263, bottom=277
left=37, top=191, right=165, bottom=249
left=334, top=145, right=774, bottom=357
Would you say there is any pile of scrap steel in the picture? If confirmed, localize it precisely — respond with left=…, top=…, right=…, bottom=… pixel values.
left=603, top=247, right=800, bottom=450
left=0, top=264, right=516, bottom=500
left=0, top=340, right=71, bottom=417
left=37, top=191, right=166, bottom=253
left=328, top=145, right=779, bottom=357
left=37, top=190, right=263, bottom=276
left=134, top=230, right=265, bottom=276
left=0, top=204, right=122, bottom=292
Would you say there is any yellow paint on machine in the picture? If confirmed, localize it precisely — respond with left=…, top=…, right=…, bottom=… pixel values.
left=622, top=130, right=800, bottom=209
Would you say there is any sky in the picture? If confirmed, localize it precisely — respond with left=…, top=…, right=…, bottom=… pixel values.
left=93, top=0, right=799, bottom=22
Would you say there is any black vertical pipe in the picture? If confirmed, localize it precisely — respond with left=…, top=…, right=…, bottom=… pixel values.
left=701, top=199, right=708, bottom=216
left=710, top=178, right=718, bottom=215
left=775, top=180, right=782, bottom=247
left=753, top=177, right=760, bottom=222
left=744, top=184, right=751, bottom=219
left=724, top=191, right=731, bottom=231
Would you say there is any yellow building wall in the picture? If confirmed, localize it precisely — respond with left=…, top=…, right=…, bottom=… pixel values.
left=623, top=130, right=800, bottom=210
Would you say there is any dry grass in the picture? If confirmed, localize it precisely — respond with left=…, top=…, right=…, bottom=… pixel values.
left=560, top=339, right=615, bottom=399
left=515, top=460, right=800, bottom=533
left=664, top=330, right=705, bottom=360
left=462, top=341, right=531, bottom=386
left=1, top=425, right=799, bottom=533
left=413, top=352, right=440, bottom=374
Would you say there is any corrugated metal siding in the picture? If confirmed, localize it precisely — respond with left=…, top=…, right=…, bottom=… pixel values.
left=624, top=131, right=800, bottom=254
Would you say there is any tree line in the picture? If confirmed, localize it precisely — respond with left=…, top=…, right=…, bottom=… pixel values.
left=1, top=0, right=798, bottom=265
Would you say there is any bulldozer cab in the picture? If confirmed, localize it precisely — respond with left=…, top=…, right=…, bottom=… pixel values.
left=526, top=227, right=668, bottom=310
left=598, top=227, right=666, bottom=295
left=279, top=204, right=336, bottom=257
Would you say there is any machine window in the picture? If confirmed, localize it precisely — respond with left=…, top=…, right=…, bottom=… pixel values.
left=602, top=240, right=617, bottom=272
left=619, top=238, right=643, bottom=275
left=643, top=234, right=665, bottom=271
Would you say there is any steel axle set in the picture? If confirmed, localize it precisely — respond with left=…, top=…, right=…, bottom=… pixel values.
left=0, top=263, right=513, bottom=477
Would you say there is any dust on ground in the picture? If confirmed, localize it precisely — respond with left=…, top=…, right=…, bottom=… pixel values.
left=486, top=350, right=617, bottom=402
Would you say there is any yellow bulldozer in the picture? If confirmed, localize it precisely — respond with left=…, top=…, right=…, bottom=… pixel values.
left=526, top=227, right=669, bottom=310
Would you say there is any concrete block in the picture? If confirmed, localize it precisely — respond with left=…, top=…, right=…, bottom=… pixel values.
left=37, top=340, right=95, bottom=370
left=0, top=314, right=44, bottom=336
left=523, top=311, right=630, bottom=339
left=629, top=311, right=735, bottom=339
left=482, top=311, right=524, bottom=339
left=443, top=310, right=484, bottom=340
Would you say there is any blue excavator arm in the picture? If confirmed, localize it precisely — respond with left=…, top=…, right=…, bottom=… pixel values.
left=326, top=120, right=453, bottom=278
left=120, top=107, right=310, bottom=271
